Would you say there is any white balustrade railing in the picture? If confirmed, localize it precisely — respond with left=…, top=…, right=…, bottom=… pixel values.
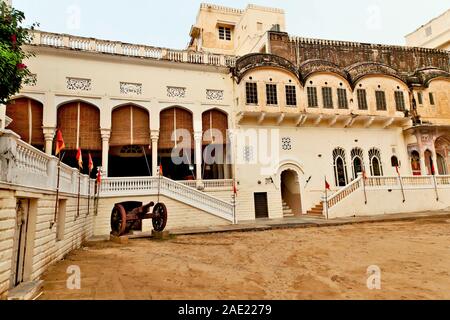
left=69, top=38, right=90, bottom=50
left=327, top=174, right=450, bottom=209
left=101, top=176, right=234, bottom=221
left=327, top=177, right=362, bottom=209
left=0, top=131, right=94, bottom=196
left=96, top=41, right=117, bottom=54
left=177, top=179, right=234, bottom=190
left=41, top=33, right=63, bottom=47
left=32, top=30, right=236, bottom=68
left=122, top=44, right=140, bottom=56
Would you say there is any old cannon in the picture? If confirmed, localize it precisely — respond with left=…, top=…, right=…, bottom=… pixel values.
left=110, top=201, right=168, bottom=237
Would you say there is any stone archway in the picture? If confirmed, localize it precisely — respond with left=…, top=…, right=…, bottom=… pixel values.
left=280, top=170, right=302, bottom=217
left=435, top=135, right=450, bottom=175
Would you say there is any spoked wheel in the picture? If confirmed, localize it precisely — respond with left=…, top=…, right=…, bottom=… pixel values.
left=152, top=203, right=168, bottom=232
left=111, top=204, right=127, bottom=236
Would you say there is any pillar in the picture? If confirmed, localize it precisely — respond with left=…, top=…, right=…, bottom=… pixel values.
left=432, top=149, right=440, bottom=176
left=420, top=151, right=427, bottom=176
left=194, top=131, right=203, bottom=181
left=0, top=103, right=5, bottom=130
left=151, top=130, right=159, bottom=177
left=43, top=127, right=56, bottom=155
left=101, top=129, right=111, bottom=177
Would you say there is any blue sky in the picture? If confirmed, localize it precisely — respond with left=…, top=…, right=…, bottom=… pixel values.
left=13, top=0, right=449, bottom=49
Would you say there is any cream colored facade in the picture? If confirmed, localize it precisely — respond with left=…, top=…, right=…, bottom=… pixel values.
left=1, top=2, right=450, bottom=299
left=406, top=9, right=450, bottom=50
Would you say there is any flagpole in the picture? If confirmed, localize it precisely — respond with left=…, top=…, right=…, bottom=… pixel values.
left=51, top=154, right=62, bottom=229
left=397, top=167, right=406, bottom=203
left=324, top=176, right=329, bottom=220
left=87, top=170, right=91, bottom=216
left=362, top=172, right=368, bottom=205
left=433, top=174, right=439, bottom=202
left=76, top=169, right=81, bottom=220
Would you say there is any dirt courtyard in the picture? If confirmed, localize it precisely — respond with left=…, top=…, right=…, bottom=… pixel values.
left=40, top=217, right=450, bottom=300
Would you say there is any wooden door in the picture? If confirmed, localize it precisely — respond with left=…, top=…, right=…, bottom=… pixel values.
left=254, top=193, right=269, bottom=219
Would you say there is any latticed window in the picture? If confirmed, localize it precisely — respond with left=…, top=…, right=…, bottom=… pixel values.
left=322, top=87, right=333, bottom=109
left=375, top=91, right=387, bottom=111
left=369, top=148, right=383, bottom=177
left=351, top=148, right=365, bottom=180
left=357, top=89, right=368, bottom=110
left=417, top=92, right=423, bottom=105
left=429, top=92, right=435, bottom=106
left=266, top=84, right=278, bottom=105
left=333, top=147, right=348, bottom=187
left=218, top=27, right=231, bottom=41
left=307, top=87, right=318, bottom=108
left=337, top=88, right=348, bottom=109
left=285, top=85, right=297, bottom=106
left=395, top=91, right=406, bottom=111
left=245, top=83, right=258, bottom=105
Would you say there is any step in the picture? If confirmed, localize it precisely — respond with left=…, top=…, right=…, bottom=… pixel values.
left=283, top=209, right=293, bottom=215
left=7, top=281, right=43, bottom=300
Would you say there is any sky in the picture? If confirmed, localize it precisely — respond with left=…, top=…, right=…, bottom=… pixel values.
left=12, top=0, right=450, bottom=49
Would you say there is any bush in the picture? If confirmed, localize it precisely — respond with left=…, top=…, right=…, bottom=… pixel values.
left=0, top=2, right=38, bottom=104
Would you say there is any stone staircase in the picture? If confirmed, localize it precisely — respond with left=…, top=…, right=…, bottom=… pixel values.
left=307, top=202, right=325, bottom=218
left=282, top=200, right=294, bottom=217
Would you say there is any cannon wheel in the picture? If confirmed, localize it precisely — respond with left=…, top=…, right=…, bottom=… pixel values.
left=111, top=204, right=127, bottom=236
left=152, top=203, right=168, bottom=232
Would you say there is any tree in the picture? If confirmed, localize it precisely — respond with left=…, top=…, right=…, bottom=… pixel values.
left=0, top=2, right=38, bottom=104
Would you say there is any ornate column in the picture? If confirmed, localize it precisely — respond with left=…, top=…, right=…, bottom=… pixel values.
left=194, top=131, right=203, bottom=181
left=420, top=151, right=427, bottom=176
left=101, top=129, right=111, bottom=177
left=151, top=130, right=159, bottom=177
left=43, top=127, right=56, bottom=155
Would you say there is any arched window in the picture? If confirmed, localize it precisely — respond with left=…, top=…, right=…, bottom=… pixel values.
left=411, top=150, right=421, bottom=176
left=333, top=148, right=348, bottom=187
left=369, top=148, right=383, bottom=177
left=351, top=148, right=365, bottom=180
left=391, top=156, right=399, bottom=167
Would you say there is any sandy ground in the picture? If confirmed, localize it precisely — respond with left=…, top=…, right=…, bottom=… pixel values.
left=40, top=217, right=450, bottom=300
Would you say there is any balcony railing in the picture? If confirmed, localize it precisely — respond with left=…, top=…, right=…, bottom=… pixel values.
left=33, top=30, right=237, bottom=68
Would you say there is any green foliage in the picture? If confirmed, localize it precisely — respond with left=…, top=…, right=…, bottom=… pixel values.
left=0, top=2, right=38, bottom=104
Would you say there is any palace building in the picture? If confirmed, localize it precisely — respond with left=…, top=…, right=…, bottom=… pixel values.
left=0, top=2, right=449, bottom=298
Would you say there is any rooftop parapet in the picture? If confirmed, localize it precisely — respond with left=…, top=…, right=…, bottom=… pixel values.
left=29, top=30, right=237, bottom=68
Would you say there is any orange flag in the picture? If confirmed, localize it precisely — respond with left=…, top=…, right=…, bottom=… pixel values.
left=159, top=164, right=163, bottom=177
left=55, top=130, right=66, bottom=156
left=76, top=148, right=83, bottom=170
left=88, top=153, right=94, bottom=173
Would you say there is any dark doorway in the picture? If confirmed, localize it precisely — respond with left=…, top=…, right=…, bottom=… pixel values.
left=254, top=192, right=269, bottom=219
left=109, top=145, right=152, bottom=177
left=11, top=199, right=30, bottom=288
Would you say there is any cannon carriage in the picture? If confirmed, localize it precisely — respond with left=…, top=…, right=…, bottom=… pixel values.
left=111, top=201, right=168, bottom=237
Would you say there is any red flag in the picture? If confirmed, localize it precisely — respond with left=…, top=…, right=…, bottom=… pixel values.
left=159, top=164, right=163, bottom=177
left=76, top=148, right=83, bottom=169
left=55, top=130, right=65, bottom=156
left=88, top=153, right=94, bottom=173
left=233, top=181, right=238, bottom=196
left=362, top=170, right=368, bottom=180
left=396, top=166, right=401, bottom=176
left=96, top=170, right=102, bottom=185
left=430, top=163, right=435, bottom=176
left=325, top=179, right=331, bottom=191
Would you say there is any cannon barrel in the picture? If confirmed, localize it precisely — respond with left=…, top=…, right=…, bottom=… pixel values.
left=128, top=201, right=155, bottom=216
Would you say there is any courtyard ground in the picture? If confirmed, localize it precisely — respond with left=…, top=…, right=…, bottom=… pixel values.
left=40, top=216, right=450, bottom=300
